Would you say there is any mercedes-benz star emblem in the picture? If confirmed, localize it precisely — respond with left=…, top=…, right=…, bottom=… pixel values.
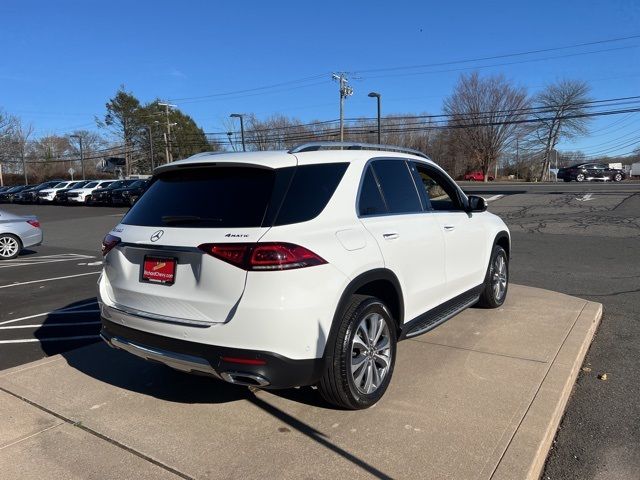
left=150, top=230, right=164, bottom=242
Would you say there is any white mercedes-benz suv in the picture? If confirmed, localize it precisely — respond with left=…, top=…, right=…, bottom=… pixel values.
left=99, top=142, right=510, bottom=409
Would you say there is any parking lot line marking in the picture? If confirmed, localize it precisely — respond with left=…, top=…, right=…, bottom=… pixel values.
left=0, top=310, right=100, bottom=326
left=0, top=321, right=101, bottom=330
left=0, top=335, right=99, bottom=344
left=0, top=257, right=98, bottom=269
left=483, top=194, right=505, bottom=202
left=0, top=271, right=101, bottom=289
left=61, top=300, right=99, bottom=310
left=2, top=254, right=94, bottom=262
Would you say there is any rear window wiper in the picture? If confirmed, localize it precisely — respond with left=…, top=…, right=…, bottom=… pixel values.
left=161, top=215, right=222, bottom=225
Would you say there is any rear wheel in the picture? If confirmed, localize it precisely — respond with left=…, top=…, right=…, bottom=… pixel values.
left=576, top=173, right=585, bottom=182
left=477, top=245, right=509, bottom=308
left=0, top=234, right=21, bottom=260
left=319, top=295, right=397, bottom=409
left=614, top=173, right=623, bottom=182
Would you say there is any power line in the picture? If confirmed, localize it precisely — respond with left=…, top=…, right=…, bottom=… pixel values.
left=351, top=34, right=640, bottom=74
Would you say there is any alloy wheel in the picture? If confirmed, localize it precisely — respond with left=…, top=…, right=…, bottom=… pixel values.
left=350, top=312, right=392, bottom=394
left=492, top=253, right=508, bottom=302
left=0, top=236, right=19, bottom=259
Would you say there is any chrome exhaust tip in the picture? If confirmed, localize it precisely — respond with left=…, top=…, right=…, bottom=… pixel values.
left=220, top=372, right=270, bottom=387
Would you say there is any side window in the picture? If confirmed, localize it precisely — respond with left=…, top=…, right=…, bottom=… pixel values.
left=358, top=166, right=388, bottom=216
left=274, top=163, right=348, bottom=225
left=413, top=163, right=464, bottom=211
left=370, top=160, right=422, bottom=214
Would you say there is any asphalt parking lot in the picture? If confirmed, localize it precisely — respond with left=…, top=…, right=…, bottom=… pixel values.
left=0, top=181, right=639, bottom=479
left=0, top=204, right=127, bottom=370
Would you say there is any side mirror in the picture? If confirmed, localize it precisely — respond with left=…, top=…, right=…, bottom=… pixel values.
left=466, top=195, right=487, bottom=213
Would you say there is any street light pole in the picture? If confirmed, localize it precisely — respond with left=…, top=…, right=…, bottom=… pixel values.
left=230, top=114, right=245, bottom=151
left=70, top=135, right=85, bottom=180
left=368, top=92, right=381, bottom=144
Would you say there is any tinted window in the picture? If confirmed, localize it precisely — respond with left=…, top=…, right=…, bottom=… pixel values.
left=371, top=160, right=422, bottom=214
left=358, top=166, right=387, bottom=216
left=84, top=182, right=98, bottom=188
left=413, top=163, right=463, bottom=211
left=123, top=167, right=276, bottom=228
left=274, top=163, right=348, bottom=225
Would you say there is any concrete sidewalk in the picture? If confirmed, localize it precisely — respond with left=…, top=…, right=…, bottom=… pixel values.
left=0, top=285, right=601, bottom=480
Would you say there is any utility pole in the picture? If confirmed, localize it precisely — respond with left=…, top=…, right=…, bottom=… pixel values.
left=332, top=73, right=353, bottom=142
left=158, top=102, right=176, bottom=163
left=70, top=135, right=85, bottom=180
left=141, top=126, right=155, bottom=172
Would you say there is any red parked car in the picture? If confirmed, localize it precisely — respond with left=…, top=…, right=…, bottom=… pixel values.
left=463, top=171, right=494, bottom=181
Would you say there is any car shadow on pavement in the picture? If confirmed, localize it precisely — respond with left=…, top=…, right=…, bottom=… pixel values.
left=35, top=298, right=326, bottom=408
left=35, top=298, right=394, bottom=479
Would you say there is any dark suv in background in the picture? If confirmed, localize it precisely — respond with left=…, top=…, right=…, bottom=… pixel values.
left=557, top=163, right=626, bottom=182
left=110, top=179, right=150, bottom=206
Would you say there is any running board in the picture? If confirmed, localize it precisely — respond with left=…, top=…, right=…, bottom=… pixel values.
left=401, top=286, right=482, bottom=339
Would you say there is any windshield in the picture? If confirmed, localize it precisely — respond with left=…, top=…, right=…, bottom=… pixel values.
left=123, top=168, right=275, bottom=228
left=84, top=182, right=98, bottom=188
left=53, top=182, right=68, bottom=188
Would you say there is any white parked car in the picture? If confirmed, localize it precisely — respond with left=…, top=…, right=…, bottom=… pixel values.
left=0, top=209, right=42, bottom=259
left=66, top=180, right=114, bottom=204
left=98, top=142, right=510, bottom=409
left=37, top=181, right=78, bottom=203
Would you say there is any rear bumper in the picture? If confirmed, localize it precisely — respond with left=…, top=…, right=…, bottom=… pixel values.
left=100, top=316, right=324, bottom=389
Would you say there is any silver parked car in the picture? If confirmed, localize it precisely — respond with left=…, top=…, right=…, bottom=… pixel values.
left=0, top=209, right=43, bottom=259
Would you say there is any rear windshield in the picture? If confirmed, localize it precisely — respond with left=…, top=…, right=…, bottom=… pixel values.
left=122, top=163, right=348, bottom=228
left=122, top=167, right=276, bottom=228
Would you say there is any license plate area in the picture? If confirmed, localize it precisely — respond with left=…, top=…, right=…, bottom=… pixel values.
left=141, top=256, right=176, bottom=285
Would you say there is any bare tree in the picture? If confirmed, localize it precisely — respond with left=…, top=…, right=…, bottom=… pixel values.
left=531, top=80, right=592, bottom=181
left=443, top=72, right=530, bottom=182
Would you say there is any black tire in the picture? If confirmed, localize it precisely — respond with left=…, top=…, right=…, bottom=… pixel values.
left=613, top=173, right=623, bottom=182
left=477, top=245, right=509, bottom=308
left=0, top=233, right=22, bottom=260
left=318, top=295, right=397, bottom=410
left=85, top=195, right=92, bottom=205
left=576, top=173, right=585, bottom=182
left=129, top=196, right=138, bottom=207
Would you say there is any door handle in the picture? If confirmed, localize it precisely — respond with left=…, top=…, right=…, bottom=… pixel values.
left=383, top=232, right=399, bottom=240
left=443, top=225, right=455, bottom=232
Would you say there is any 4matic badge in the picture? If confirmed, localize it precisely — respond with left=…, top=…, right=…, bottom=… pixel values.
left=225, top=233, right=249, bottom=238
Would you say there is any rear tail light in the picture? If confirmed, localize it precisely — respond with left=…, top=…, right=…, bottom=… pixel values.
left=102, top=234, right=121, bottom=256
left=27, top=219, right=40, bottom=228
left=198, top=242, right=327, bottom=271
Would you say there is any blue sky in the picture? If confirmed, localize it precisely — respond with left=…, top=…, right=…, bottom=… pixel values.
left=2, top=0, right=640, bottom=155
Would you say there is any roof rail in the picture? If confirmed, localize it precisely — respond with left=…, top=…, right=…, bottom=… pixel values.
left=289, top=142, right=430, bottom=159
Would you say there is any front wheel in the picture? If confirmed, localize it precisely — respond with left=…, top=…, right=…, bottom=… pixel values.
left=576, top=173, right=585, bottom=182
left=477, top=245, right=509, bottom=308
left=0, top=234, right=22, bottom=260
left=319, top=295, right=397, bottom=409
left=613, top=173, right=623, bottom=182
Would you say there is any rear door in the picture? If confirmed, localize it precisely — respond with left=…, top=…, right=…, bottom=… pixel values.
left=358, top=159, right=447, bottom=321
left=103, top=164, right=294, bottom=324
